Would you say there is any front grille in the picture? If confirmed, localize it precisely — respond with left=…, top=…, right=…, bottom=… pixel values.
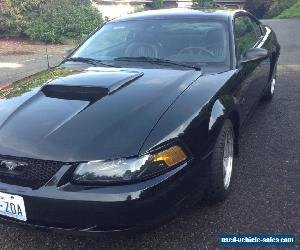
left=0, top=155, right=67, bottom=189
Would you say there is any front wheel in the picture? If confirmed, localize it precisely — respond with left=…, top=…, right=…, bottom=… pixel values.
left=262, top=77, right=276, bottom=101
left=262, top=64, right=277, bottom=101
left=206, top=119, right=235, bottom=202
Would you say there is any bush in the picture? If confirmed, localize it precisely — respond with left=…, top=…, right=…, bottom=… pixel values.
left=0, top=0, right=19, bottom=37
left=129, top=5, right=146, bottom=14
left=1, top=0, right=46, bottom=37
left=0, top=13, right=19, bottom=37
left=26, top=0, right=102, bottom=43
left=278, top=0, right=300, bottom=18
left=151, top=0, right=164, bottom=9
left=192, top=0, right=217, bottom=9
left=0, top=0, right=103, bottom=43
left=265, top=0, right=297, bottom=18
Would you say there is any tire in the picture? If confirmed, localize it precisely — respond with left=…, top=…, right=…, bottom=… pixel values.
left=206, top=119, right=235, bottom=202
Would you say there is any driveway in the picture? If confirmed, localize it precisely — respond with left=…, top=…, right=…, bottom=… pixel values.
left=0, top=19, right=299, bottom=250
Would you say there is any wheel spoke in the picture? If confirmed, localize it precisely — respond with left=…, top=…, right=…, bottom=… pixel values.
left=223, top=129, right=234, bottom=190
left=271, top=78, right=276, bottom=95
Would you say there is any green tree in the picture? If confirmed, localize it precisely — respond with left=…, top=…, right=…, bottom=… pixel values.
left=151, top=0, right=163, bottom=9
left=278, top=0, right=300, bottom=18
left=245, top=0, right=272, bottom=18
left=192, top=0, right=217, bottom=9
left=265, top=0, right=298, bottom=18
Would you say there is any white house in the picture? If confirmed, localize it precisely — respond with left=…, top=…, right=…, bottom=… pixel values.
left=93, top=0, right=247, bottom=20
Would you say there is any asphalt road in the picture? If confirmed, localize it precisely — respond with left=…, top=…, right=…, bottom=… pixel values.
left=0, top=19, right=299, bottom=250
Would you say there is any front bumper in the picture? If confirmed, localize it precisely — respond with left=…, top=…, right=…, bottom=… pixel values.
left=0, top=159, right=208, bottom=234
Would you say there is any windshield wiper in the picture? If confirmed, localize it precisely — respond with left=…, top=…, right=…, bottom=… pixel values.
left=64, top=57, right=117, bottom=68
left=114, top=57, right=201, bottom=71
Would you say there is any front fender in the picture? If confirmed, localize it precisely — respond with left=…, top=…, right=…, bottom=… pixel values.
left=139, top=70, right=239, bottom=159
left=207, top=95, right=240, bottom=157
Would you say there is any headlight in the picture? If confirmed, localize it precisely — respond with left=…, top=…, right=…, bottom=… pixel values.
left=72, top=145, right=188, bottom=184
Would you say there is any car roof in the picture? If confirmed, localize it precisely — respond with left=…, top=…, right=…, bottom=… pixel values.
left=109, top=8, right=247, bottom=23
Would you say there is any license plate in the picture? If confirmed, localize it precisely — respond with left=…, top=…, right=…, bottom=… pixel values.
left=0, top=192, right=27, bottom=221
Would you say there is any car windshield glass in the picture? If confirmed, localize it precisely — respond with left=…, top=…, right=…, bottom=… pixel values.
left=72, top=19, right=230, bottom=68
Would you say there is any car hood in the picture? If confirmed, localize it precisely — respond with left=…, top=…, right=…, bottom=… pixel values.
left=0, top=66, right=201, bottom=162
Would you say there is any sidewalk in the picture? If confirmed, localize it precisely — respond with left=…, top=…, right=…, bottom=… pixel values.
left=0, top=39, right=71, bottom=84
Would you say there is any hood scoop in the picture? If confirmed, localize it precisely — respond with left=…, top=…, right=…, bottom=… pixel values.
left=42, top=85, right=109, bottom=102
left=41, top=69, right=143, bottom=102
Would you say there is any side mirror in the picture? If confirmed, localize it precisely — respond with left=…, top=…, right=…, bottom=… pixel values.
left=239, top=48, right=268, bottom=65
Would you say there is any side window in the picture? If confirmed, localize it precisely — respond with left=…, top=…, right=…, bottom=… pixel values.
left=234, top=16, right=259, bottom=60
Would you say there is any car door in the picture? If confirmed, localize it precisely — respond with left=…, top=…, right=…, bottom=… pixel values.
left=234, top=14, right=270, bottom=123
left=247, top=16, right=271, bottom=94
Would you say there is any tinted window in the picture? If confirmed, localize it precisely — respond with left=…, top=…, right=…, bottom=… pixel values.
left=234, top=16, right=259, bottom=60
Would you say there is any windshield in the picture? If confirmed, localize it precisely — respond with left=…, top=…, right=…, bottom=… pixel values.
left=72, top=19, right=230, bottom=68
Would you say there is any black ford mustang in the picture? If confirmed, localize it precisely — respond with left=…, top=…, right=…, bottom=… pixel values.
left=0, top=9, right=280, bottom=234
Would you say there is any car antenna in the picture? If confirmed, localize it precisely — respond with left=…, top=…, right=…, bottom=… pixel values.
left=46, top=47, right=50, bottom=69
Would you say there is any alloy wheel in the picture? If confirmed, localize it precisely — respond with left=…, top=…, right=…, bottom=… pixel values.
left=223, top=129, right=234, bottom=190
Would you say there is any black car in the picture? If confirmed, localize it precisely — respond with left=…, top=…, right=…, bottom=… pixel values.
left=0, top=9, right=280, bottom=234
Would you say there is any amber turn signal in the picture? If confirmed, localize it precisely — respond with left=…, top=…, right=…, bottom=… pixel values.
left=153, top=145, right=187, bottom=167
